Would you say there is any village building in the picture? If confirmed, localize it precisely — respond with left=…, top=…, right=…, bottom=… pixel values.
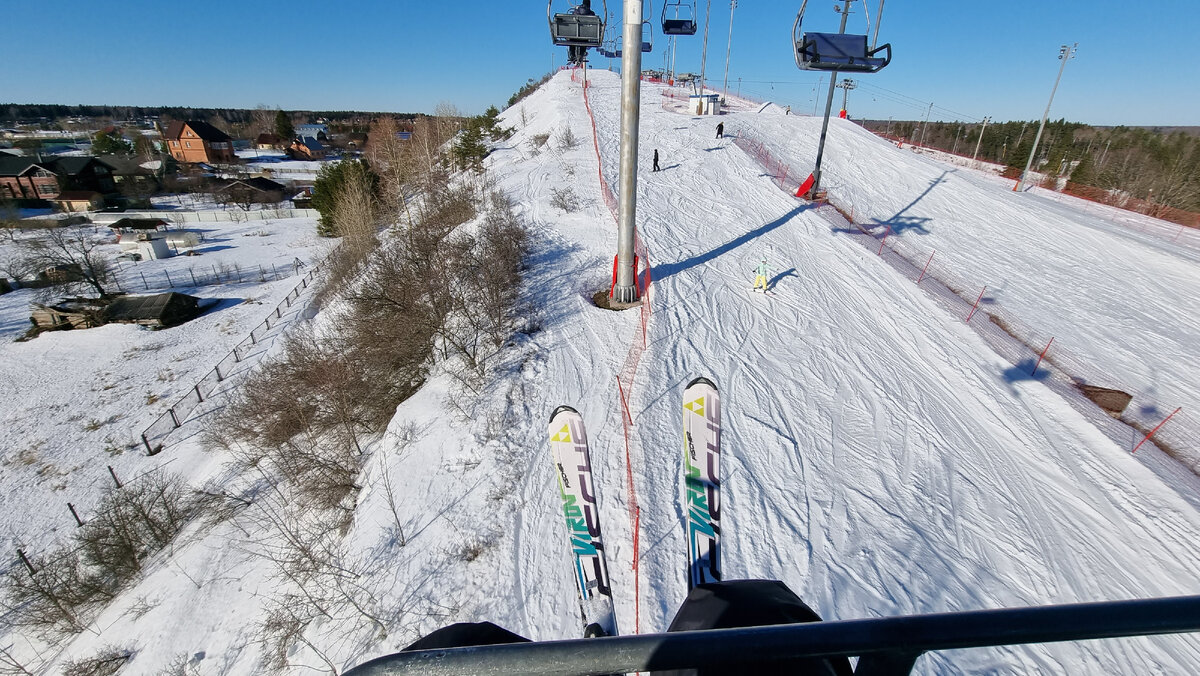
left=288, top=136, right=326, bottom=161
left=164, top=120, right=235, bottom=164
left=255, top=133, right=286, bottom=150
left=0, top=156, right=115, bottom=200
left=52, top=190, right=104, bottom=212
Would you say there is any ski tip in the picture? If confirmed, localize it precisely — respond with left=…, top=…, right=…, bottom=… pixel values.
left=686, top=376, right=717, bottom=390
left=549, top=404, right=579, bottom=421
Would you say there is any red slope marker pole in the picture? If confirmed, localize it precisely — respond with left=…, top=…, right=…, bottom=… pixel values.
left=917, top=250, right=935, bottom=284
left=965, top=286, right=987, bottom=323
left=877, top=225, right=892, bottom=256
left=1132, top=407, right=1183, bottom=454
left=1031, top=337, right=1055, bottom=376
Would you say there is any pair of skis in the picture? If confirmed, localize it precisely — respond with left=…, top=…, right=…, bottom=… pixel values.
left=547, top=377, right=722, bottom=638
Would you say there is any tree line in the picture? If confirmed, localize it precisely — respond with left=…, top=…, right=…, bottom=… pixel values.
left=861, top=118, right=1200, bottom=213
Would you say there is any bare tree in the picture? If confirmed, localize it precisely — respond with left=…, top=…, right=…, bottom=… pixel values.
left=366, top=116, right=414, bottom=228
left=20, top=227, right=116, bottom=298
left=0, top=199, right=21, bottom=243
left=251, top=105, right=276, bottom=138
left=332, top=163, right=380, bottom=255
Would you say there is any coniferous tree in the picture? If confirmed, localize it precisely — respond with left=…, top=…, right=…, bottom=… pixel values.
left=275, top=110, right=294, bottom=141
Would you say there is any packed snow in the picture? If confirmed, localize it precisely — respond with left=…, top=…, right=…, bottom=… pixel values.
left=2, top=68, right=1200, bottom=674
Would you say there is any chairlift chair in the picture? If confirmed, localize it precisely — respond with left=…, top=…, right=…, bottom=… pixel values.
left=662, top=0, right=698, bottom=35
left=598, top=37, right=621, bottom=58
left=642, top=19, right=653, bottom=53
left=548, top=0, right=608, bottom=48
left=792, top=0, right=891, bottom=73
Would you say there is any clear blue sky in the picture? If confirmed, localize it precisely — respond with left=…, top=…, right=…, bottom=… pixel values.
left=2, top=1, right=1196, bottom=126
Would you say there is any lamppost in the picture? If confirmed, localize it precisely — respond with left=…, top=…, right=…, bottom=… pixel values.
left=1016, top=43, right=1076, bottom=192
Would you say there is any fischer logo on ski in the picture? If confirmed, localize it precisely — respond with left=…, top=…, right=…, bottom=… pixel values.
left=683, top=377, right=722, bottom=589
left=548, top=406, right=618, bottom=636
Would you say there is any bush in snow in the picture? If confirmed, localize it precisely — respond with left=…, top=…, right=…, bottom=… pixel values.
left=1, top=474, right=199, bottom=636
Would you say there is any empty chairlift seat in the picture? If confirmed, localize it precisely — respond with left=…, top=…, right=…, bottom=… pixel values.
left=661, top=0, right=698, bottom=35
left=662, top=17, right=696, bottom=35
left=795, top=32, right=891, bottom=72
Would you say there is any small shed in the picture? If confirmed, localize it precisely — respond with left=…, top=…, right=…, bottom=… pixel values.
left=54, top=191, right=104, bottom=213
left=689, top=94, right=721, bottom=116
left=39, top=263, right=84, bottom=284
left=103, top=292, right=202, bottom=328
left=111, top=217, right=169, bottom=234
left=118, top=231, right=174, bottom=260
left=30, top=297, right=108, bottom=329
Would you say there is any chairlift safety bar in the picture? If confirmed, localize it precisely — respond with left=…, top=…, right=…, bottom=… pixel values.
left=344, top=594, right=1200, bottom=676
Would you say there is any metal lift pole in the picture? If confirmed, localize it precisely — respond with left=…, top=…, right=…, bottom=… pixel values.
left=1016, top=43, right=1076, bottom=192
left=612, top=0, right=645, bottom=303
left=972, top=116, right=990, bottom=164
left=808, top=0, right=851, bottom=199
left=722, top=0, right=736, bottom=97
left=699, top=0, right=711, bottom=94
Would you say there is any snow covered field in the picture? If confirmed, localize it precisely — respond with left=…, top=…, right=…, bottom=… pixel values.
left=3, top=70, right=1200, bottom=674
left=0, top=216, right=333, bottom=552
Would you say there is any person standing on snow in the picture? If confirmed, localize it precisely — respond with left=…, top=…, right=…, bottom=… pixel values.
left=653, top=149, right=660, bottom=172
left=752, top=257, right=773, bottom=293
left=716, top=122, right=724, bottom=139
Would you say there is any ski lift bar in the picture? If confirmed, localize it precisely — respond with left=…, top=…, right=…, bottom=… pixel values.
left=793, top=0, right=891, bottom=72
left=345, top=594, right=1200, bottom=675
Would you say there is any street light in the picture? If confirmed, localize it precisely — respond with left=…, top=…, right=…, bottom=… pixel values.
left=1016, top=43, right=1077, bottom=192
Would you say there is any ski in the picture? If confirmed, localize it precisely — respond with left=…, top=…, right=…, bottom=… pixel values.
left=548, top=406, right=619, bottom=637
left=682, top=377, right=722, bottom=589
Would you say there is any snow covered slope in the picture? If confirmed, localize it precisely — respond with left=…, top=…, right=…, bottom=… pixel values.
left=737, top=109, right=1200, bottom=457
left=7, top=69, right=1200, bottom=674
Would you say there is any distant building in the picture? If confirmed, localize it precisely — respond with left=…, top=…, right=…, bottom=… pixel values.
left=164, top=121, right=235, bottom=164
left=53, top=190, right=104, bottom=213
left=288, top=136, right=326, bottom=161
left=255, top=133, right=286, bottom=150
left=217, top=177, right=287, bottom=205
left=295, top=124, right=329, bottom=141
left=0, top=157, right=60, bottom=200
left=0, top=156, right=115, bottom=200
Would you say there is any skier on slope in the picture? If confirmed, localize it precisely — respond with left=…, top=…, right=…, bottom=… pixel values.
left=653, top=148, right=660, bottom=172
left=752, top=256, right=774, bottom=293
left=716, top=122, right=724, bottom=139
